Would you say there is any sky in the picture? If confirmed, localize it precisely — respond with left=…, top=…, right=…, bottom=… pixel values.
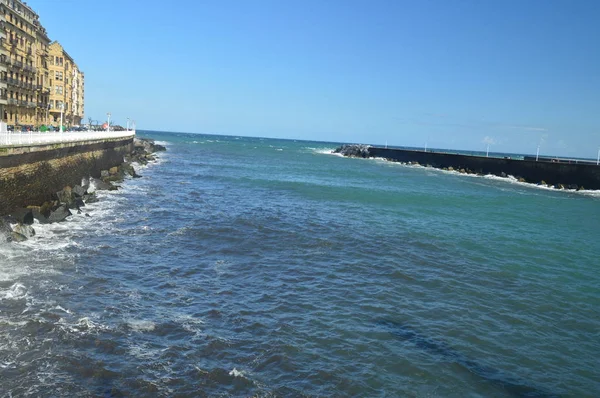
left=31, top=0, right=600, bottom=157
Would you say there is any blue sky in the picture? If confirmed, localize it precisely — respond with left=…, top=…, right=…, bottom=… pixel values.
left=32, top=0, right=599, bottom=157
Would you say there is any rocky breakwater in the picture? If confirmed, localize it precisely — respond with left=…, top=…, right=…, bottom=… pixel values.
left=0, top=138, right=166, bottom=243
left=333, top=144, right=371, bottom=158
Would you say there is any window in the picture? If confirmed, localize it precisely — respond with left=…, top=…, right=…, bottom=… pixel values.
left=55, top=85, right=63, bottom=94
left=49, top=100, right=54, bottom=109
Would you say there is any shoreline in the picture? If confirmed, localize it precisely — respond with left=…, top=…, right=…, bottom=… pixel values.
left=0, top=138, right=166, bottom=243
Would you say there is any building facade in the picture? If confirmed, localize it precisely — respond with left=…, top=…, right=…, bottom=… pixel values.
left=0, top=0, right=84, bottom=129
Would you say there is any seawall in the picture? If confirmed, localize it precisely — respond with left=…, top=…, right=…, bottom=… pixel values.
left=0, top=135, right=134, bottom=214
left=366, top=147, right=600, bottom=190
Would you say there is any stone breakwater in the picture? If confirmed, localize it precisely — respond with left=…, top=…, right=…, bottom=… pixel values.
left=334, top=144, right=600, bottom=190
left=0, top=138, right=166, bottom=243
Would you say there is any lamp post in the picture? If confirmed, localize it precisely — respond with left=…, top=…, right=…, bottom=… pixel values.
left=59, top=102, right=64, bottom=132
left=486, top=143, right=490, bottom=158
left=127, top=117, right=130, bottom=131
left=597, top=147, right=600, bottom=166
left=107, top=112, right=111, bottom=132
left=536, top=145, right=540, bottom=161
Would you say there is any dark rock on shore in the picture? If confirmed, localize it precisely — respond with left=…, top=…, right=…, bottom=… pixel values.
left=8, top=208, right=34, bottom=225
left=333, top=144, right=371, bottom=158
left=0, top=218, right=13, bottom=242
left=48, top=204, right=72, bottom=223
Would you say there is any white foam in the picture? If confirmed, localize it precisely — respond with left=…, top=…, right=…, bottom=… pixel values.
left=229, top=368, right=248, bottom=378
left=126, top=319, right=156, bottom=332
left=0, top=283, right=28, bottom=301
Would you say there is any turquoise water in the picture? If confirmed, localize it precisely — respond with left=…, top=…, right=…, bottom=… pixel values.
left=0, top=131, right=599, bottom=396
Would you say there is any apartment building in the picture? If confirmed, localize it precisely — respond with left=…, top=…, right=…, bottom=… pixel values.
left=0, top=0, right=84, bottom=128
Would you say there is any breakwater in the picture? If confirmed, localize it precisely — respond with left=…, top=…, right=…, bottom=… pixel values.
left=0, top=135, right=134, bottom=214
left=0, top=134, right=166, bottom=242
left=336, top=145, right=600, bottom=190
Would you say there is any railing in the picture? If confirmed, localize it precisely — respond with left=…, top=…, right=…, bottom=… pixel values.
left=0, top=129, right=136, bottom=147
left=27, top=101, right=36, bottom=108
left=7, top=98, right=17, bottom=105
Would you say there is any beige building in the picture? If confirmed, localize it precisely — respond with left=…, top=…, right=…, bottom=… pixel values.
left=48, top=42, right=84, bottom=127
left=0, top=0, right=83, bottom=129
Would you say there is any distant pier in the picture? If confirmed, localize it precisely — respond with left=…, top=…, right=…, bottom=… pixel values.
left=337, top=145, right=600, bottom=190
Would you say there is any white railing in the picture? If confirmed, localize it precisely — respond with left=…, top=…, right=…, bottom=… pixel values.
left=0, top=130, right=136, bottom=147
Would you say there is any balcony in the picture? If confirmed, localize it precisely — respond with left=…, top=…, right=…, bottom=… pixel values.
left=20, top=100, right=28, bottom=107
left=36, top=84, right=43, bottom=90
left=27, top=101, right=36, bottom=108
left=15, top=60, right=22, bottom=68
left=7, top=98, right=17, bottom=105
left=37, top=102, right=45, bottom=108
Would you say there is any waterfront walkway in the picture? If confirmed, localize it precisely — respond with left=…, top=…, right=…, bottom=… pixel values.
left=0, top=130, right=135, bottom=148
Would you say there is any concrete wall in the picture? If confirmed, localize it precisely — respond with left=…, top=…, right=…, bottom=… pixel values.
left=369, top=147, right=600, bottom=190
left=0, top=137, right=133, bottom=214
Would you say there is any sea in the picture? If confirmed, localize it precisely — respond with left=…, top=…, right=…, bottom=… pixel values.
left=1, top=131, right=599, bottom=397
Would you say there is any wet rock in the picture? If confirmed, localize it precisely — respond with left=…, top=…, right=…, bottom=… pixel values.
left=56, top=186, right=74, bottom=205
left=48, top=204, right=72, bottom=223
left=13, top=223, right=35, bottom=239
left=518, top=177, right=526, bottom=183
left=0, top=218, right=13, bottom=242
left=10, top=231, right=28, bottom=242
left=83, top=192, right=99, bottom=204
left=448, top=166, right=454, bottom=171
left=9, top=208, right=34, bottom=225
left=109, top=166, right=119, bottom=175
left=100, top=170, right=110, bottom=178
left=333, top=144, right=371, bottom=158
left=90, top=177, right=114, bottom=191
left=72, top=184, right=86, bottom=198
left=500, top=172, right=507, bottom=178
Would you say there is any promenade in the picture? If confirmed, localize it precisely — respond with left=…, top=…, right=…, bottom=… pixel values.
left=0, top=130, right=136, bottom=148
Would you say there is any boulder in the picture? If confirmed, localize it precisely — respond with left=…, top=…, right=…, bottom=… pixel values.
left=500, top=172, right=507, bottom=178
left=90, top=177, right=114, bottom=191
left=9, top=208, right=34, bottom=225
left=333, top=144, right=371, bottom=158
left=69, top=197, right=85, bottom=210
left=448, top=166, right=454, bottom=171
left=83, top=192, right=99, bottom=204
left=56, top=186, right=74, bottom=205
left=100, top=170, right=110, bottom=178
left=12, top=223, right=35, bottom=239
left=109, top=166, right=119, bottom=175
left=72, top=184, right=86, bottom=198
left=10, top=232, right=27, bottom=242
left=518, top=177, right=526, bottom=183
left=0, top=218, right=13, bottom=242
left=48, top=204, right=72, bottom=223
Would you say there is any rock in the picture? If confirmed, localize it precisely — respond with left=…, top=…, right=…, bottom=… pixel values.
left=459, top=168, right=466, bottom=174
left=83, top=192, right=99, bottom=204
left=567, top=184, right=578, bottom=190
left=500, top=172, right=507, bottom=178
left=12, top=223, right=35, bottom=239
left=448, top=166, right=454, bottom=171
left=9, top=208, right=34, bottom=225
left=48, top=204, right=72, bottom=223
left=56, top=186, right=74, bottom=205
left=518, top=177, right=526, bottom=183
left=539, top=180, right=547, bottom=186
left=554, top=183, right=565, bottom=189
left=0, top=218, right=13, bottom=242
left=578, top=186, right=585, bottom=191
left=100, top=170, right=109, bottom=178
left=333, top=144, right=371, bottom=158
left=69, top=197, right=85, bottom=210
left=120, top=163, right=139, bottom=178
left=72, top=185, right=86, bottom=197
left=90, top=177, right=114, bottom=191
left=109, top=166, right=119, bottom=175
left=10, top=232, right=28, bottom=242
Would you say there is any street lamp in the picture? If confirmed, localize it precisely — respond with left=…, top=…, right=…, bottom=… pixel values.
left=107, top=112, right=111, bottom=132
left=126, top=117, right=130, bottom=131
left=59, top=102, right=64, bottom=132
left=597, top=146, right=600, bottom=166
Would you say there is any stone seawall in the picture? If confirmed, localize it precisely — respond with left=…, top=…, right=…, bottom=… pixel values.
left=338, top=145, right=600, bottom=190
left=0, top=137, right=134, bottom=214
